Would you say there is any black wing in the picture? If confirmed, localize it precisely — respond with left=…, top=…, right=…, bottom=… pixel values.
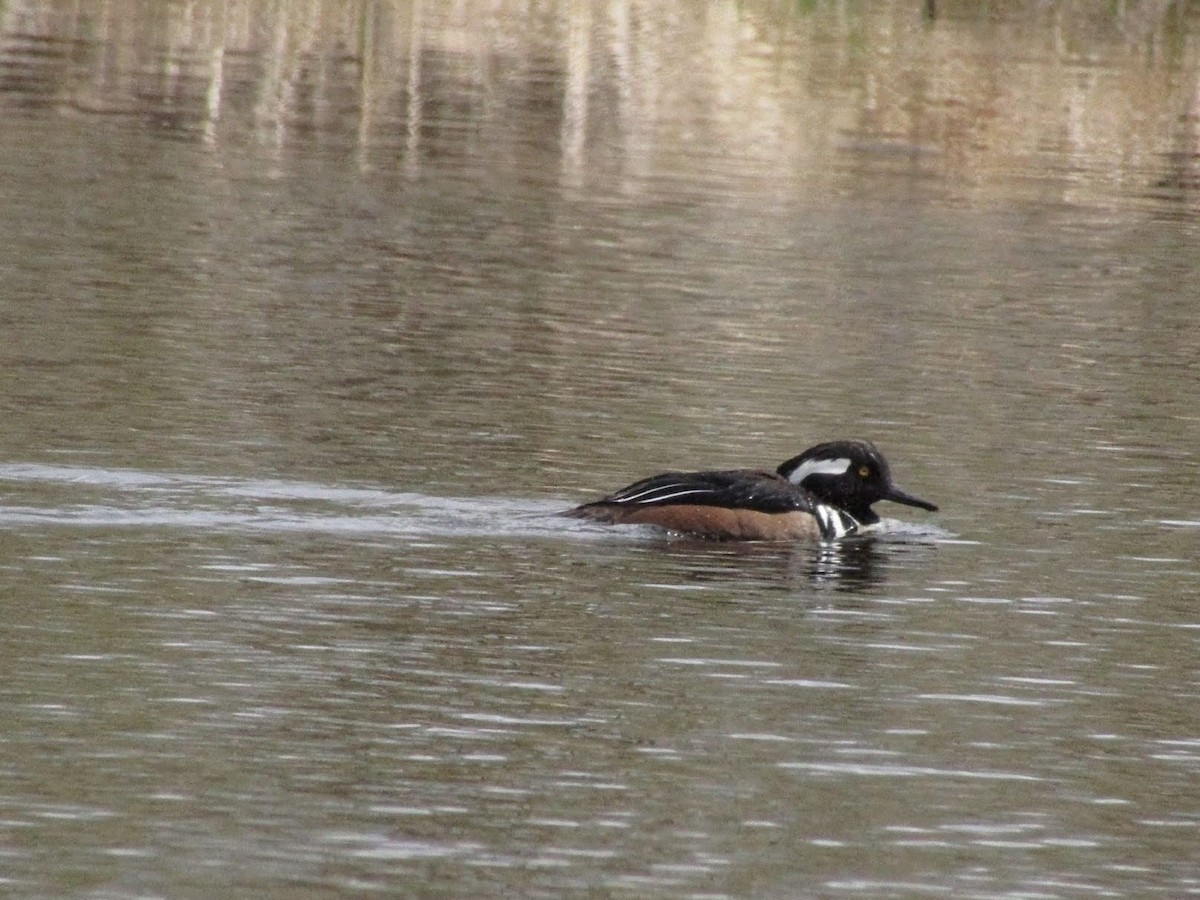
left=596, top=468, right=818, bottom=515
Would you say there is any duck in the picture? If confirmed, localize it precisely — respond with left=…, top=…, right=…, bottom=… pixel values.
left=565, top=439, right=937, bottom=540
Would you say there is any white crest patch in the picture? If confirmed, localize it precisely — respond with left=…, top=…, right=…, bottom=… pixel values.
left=787, top=456, right=851, bottom=485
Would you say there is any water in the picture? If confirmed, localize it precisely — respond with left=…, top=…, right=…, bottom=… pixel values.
left=3, top=1, right=1200, bottom=897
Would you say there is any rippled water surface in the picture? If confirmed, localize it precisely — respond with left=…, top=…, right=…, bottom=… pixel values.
left=3, top=2, right=1200, bottom=897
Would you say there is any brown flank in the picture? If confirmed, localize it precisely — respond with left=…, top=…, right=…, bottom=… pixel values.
left=567, top=503, right=822, bottom=541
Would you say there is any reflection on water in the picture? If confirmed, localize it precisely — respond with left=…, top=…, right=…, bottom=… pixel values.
left=2, top=0, right=1200, bottom=207
left=4, top=1, right=1200, bottom=898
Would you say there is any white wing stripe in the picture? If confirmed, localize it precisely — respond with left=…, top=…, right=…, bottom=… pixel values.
left=611, top=482, right=693, bottom=502
left=613, top=487, right=716, bottom=505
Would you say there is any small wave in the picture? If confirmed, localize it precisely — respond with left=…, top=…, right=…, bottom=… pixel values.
left=0, top=462, right=573, bottom=540
left=0, top=462, right=954, bottom=545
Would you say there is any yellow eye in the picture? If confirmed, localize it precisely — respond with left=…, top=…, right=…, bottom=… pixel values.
left=858, top=466, right=871, bottom=478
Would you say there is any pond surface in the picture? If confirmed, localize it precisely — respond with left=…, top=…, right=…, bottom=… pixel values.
left=2, top=2, right=1200, bottom=897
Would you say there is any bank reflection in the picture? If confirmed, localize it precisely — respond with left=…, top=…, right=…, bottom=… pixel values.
left=2, top=1, right=1198, bottom=208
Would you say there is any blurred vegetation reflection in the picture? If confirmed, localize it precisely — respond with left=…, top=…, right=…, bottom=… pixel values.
left=2, top=1, right=1199, bottom=205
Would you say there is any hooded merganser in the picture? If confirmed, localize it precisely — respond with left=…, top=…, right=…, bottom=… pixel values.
left=565, top=439, right=938, bottom=541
